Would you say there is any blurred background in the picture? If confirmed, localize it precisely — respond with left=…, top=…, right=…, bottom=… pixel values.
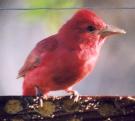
left=0, top=0, right=135, bottom=95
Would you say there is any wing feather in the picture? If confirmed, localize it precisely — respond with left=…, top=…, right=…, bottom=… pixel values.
left=18, top=35, right=58, bottom=78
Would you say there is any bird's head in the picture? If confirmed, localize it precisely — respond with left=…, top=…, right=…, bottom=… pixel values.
left=58, top=9, right=126, bottom=47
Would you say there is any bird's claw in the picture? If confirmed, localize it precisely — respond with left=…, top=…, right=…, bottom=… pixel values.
left=66, top=88, right=80, bottom=102
left=39, top=97, right=44, bottom=107
left=70, top=93, right=79, bottom=102
left=35, top=95, right=48, bottom=107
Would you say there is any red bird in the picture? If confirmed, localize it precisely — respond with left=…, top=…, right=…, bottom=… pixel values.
left=18, top=9, right=125, bottom=99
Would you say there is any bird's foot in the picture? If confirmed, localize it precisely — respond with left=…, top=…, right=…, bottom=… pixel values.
left=66, top=87, right=80, bottom=102
left=34, top=85, right=48, bottom=107
left=35, top=96, right=44, bottom=107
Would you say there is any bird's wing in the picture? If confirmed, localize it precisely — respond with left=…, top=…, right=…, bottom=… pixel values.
left=18, top=35, right=58, bottom=78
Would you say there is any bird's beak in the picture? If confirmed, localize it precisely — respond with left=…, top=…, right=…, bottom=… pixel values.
left=99, top=25, right=126, bottom=37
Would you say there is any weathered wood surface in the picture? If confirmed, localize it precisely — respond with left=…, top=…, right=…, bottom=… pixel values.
left=0, top=96, right=135, bottom=121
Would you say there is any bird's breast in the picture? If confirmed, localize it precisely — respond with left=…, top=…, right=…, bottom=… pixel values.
left=76, top=48, right=99, bottom=77
left=50, top=48, right=99, bottom=89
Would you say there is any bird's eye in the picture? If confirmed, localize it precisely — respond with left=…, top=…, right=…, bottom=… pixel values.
left=87, top=25, right=96, bottom=32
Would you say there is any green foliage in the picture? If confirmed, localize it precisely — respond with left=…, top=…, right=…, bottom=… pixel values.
left=24, top=0, right=82, bottom=33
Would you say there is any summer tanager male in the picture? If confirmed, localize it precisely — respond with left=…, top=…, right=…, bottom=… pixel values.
left=18, top=9, right=126, bottom=99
